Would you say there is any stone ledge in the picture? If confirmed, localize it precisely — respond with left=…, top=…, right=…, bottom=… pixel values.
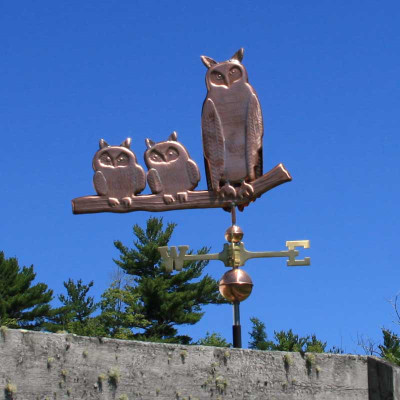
left=0, top=328, right=398, bottom=399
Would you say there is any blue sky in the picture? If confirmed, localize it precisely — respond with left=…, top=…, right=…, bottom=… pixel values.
left=1, top=0, right=399, bottom=352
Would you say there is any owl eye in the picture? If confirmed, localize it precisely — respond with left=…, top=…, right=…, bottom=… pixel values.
left=166, top=147, right=179, bottom=161
left=100, top=153, right=112, bottom=166
left=117, top=153, right=128, bottom=165
left=211, top=70, right=227, bottom=86
left=228, top=66, right=243, bottom=83
left=150, top=152, right=161, bottom=161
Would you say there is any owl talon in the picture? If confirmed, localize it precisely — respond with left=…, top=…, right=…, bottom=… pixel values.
left=163, top=194, right=175, bottom=205
left=219, top=183, right=236, bottom=199
left=177, top=192, right=188, bottom=203
left=237, top=181, right=254, bottom=199
left=121, top=197, right=132, bottom=207
left=108, top=197, right=120, bottom=207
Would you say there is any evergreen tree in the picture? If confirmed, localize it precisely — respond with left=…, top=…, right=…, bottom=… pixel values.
left=248, top=317, right=329, bottom=353
left=99, top=281, right=148, bottom=340
left=378, top=294, right=400, bottom=366
left=45, top=279, right=105, bottom=336
left=379, top=329, right=400, bottom=366
left=248, top=317, right=272, bottom=350
left=58, top=279, right=97, bottom=323
left=272, top=329, right=311, bottom=352
left=107, top=217, right=226, bottom=343
left=195, top=331, right=231, bottom=347
left=0, top=251, right=53, bottom=329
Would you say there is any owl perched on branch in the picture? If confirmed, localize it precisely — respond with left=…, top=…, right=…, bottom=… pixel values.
left=92, top=138, right=146, bottom=207
left=201, top=48, right=263, bottom=207
left=144, top=131, right=200, bottom=204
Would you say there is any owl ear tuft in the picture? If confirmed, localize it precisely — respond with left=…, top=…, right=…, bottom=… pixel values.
left=231, top=48, right=244, bottom=63
left=99, top=139, right=109, bottom=149
left=121, top=138, right=131, bottom=148
left=168, top=131, right=178, bottom=141
left=201, top=55, right=217, bottom=69
left=145, top=138, right=155, bottom=149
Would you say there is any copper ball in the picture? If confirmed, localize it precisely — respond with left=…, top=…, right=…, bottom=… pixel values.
left=219, top=268, right=253, bottom=302
left=225, top=225, right=244, bottom=243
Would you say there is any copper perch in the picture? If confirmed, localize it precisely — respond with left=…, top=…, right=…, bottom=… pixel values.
left=71, top=163, right=291, bottom=215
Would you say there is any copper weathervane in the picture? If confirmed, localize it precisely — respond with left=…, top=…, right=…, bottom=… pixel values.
left=72, top=48, right=310, bottom=348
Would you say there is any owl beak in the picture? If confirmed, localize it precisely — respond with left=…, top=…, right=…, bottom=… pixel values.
left=224, top=76, right=230, bottom=88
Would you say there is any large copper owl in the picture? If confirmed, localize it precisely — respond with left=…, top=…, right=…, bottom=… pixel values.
left=144, top=132, right=200, bottom=204
left=93, top=138, right=146, bottom=207
left=201, top=48, right=263, bottom=202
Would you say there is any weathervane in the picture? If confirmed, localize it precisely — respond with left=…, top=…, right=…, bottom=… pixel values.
left=159, top=206, right=309, bottom=348
left=72, top=48, right=310, bottom=348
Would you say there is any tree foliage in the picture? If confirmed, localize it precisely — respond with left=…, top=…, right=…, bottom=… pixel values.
left=248, top=317, right=272, bottom=350
left=379, top=329, right=400, bottom=366
left=44, top=279, right=105, bottom=336
left=248, top=317, right=331, bottom=353
left=58, top=279, right=97, bottom=323
left=0, top=251, right=53, bottom=329
left=98, top=281, right=148, bottom=340
left=195, top=331, right=231, bottom=347
left=377, top=294, right=400, bottom=366
left=107, top=217, right=226, bottom=343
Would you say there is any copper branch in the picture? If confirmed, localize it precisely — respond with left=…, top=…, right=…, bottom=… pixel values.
left=71, top=163, right=292, bottom=215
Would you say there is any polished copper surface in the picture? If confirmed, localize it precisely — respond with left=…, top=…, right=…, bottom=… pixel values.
left=201, top=48, right=263, bottom=208
left=219, top=268, right=253, bottom=302
left=72, top=163, right=291, bottom=214
left=92, top=138, right=146, bottom=207
left=72, top=49, right=294, bottom=215
left=144, top=131, right=200, bottom=205
left=225, top=225, right=244, bottom=243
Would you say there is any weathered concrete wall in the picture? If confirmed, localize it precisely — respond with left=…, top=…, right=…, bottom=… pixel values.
left=0, top=328, right=398, bottom=400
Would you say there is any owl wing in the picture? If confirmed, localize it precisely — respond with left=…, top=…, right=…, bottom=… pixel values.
left=134, top=164, right=146, bottom=195
left=147, top=168, right=163, bottom=194
left=93, top=171, right=108, bottom=196
left=246, top=92, right=263, bottom=180
left=186, top=159, right=200, bottom=189
left=202, top=98, right=225, bottom=191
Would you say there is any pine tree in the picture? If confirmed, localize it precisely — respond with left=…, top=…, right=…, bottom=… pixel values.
left=248, top=316, right=329, bottom=353
left=44, top=279, right=104, bottom=336
left=378, top=294, right=400, bottom=366
left=195, top=331, right=231, bottom=347
left=0, top=251, right=53, bottom=328
left=106, top=217, right=226, bottom=343
left=272, top=329, right=310, bottom=352
left=99, top=281, right=148, bottom=340
left=379, top=329, right=400, bottom=366
left=248, top=317, right=273, bottom=350
left=58, top=279, right=98, bottom=324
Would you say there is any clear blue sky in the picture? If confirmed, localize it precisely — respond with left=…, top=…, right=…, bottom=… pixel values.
left=1, top=1, right=399, bottom=352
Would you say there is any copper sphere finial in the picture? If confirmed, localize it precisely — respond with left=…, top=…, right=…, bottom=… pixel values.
left=219, top=268, right=253, bottom=302
left=225, top=225, right=244, bottom=243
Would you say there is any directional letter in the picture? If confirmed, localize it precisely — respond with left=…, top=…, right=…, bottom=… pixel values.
left=286, top=240, right=310, bottom=266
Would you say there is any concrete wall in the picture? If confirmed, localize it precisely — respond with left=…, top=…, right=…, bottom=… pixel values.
left=0, top=328, right=398, bottom=400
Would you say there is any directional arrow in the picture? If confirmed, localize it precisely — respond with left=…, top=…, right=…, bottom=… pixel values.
left=158, top=240, right=310, bottom=272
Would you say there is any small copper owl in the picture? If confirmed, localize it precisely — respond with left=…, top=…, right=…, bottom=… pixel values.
left=144, top=132, right=200, bottom=204
left=201, top=48, right=263, bottom=203
left=93, top=138, right=146, bottom=207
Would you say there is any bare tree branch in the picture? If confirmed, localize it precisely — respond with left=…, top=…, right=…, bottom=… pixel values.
left=357, top=333, right=379, bottom=356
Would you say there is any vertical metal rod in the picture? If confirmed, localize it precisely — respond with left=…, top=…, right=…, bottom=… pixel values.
left=229, top=204, right=241, bottom=348
left=231, top=203, right=237, bottom=226
left=232, top=301, right=242, bottom=348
